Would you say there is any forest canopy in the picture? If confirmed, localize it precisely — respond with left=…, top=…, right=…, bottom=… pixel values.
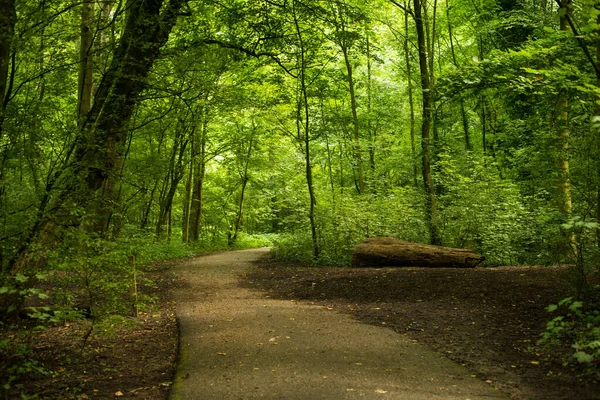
left=1, top=0, right=600, bottom=323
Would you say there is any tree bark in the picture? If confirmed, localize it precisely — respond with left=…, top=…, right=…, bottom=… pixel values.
left=352, top=237, right=484, bottom=268
left=77, top=0, right=95, bottom=123
left=332, top=2, right=364, bottom=195
left=230, top=127, right=255, bottom=245
left=0, top=0, right=15, bottom=138
left=446, top=0, right=471, bottom=151
left=1, top=0, right=185, bottom=322
left=403, top=1, right=417, bottom=187
left=293, top=0, right=319, bottom=259
left=72, top=0, right=185, bottom=235
left=190, top=111, right=208, bottom=242
left=413, top=0, right=440, bottom=245
left=556, top=0, right=574, bottom=256
left=156, top=129, right=188, bottom=239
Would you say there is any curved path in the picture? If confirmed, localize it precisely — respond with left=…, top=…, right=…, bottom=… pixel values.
left=169, top=248, right=505, bottom=400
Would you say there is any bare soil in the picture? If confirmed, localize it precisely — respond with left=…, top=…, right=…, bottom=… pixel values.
left=241, top=255, right=600, bottom=400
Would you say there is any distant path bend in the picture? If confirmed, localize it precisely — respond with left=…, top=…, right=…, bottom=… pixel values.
left=170, top=248, right=505, bottom=400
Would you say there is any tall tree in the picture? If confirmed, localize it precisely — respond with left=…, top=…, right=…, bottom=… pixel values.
left=413, top=0, right=440, bottom=245
left=555, top=0, right=574, bottom=256
left=293, top=0, right=319, bottom=259
left=2, top=0, right=186, bottom=321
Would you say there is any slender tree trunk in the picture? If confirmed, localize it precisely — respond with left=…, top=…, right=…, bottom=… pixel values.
left=190, top=114, right=207, bottom=242
left=293, top=0, right=319, bottom=259
left=413, top=0, right=440, bottom=245
left=344, top=49, right=364, bottom=195
left=481, top=94, right=487, bottom=156
left=366, top=33, right=375, bottom=178
left=446, top=0, right=471, bottom=151
left=78, top=0, right=95, bottom=123
left=404, top=2, right=417, bottom=187
left=556, top=0, right=574, bottom=256
left=156, top=131, right=187, bottom=238
left=0, top=0, right=15, bottom=139
left=230, top=128, right=254, bottom=245
left=596, top=10, right=600, bottom=250
left=182, top=149, right=193, bottom=243
left=140, top=181, right=158, bottom=230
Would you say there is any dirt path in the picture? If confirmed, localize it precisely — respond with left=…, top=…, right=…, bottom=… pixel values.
left=169, top=248, right=505, bottom=399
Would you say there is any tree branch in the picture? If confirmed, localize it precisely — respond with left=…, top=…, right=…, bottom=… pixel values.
left=201, top=39, right=299, bottom=78
left=390, top=0, right=414, bottom=17
left=554, top=0, right=600, bottom=80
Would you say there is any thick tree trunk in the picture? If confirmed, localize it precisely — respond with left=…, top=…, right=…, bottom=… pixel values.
left=352, top=237, right=484, bottom=268
left=1, top=0, right=185, bottom=322
left=73, top=0, right=185, bottom=235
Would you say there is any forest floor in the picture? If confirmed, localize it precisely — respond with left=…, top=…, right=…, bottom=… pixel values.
left=1, top=249, right=599, bottom=399
left=0, top=262, right=180, bottom=399
left=241, top=254, right=600, bottom=400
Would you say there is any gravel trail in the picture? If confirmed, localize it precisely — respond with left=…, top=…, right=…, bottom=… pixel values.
left=169, top=248, right=505, bottom=400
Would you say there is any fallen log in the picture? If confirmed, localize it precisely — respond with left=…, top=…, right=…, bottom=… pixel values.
left=351, top=237, right=484, bottom=268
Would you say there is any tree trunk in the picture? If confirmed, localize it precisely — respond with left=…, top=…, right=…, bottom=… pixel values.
left=71, top=0, right=185, bottom=236
left=352, top=237, right=484, bottom=268
left=446, top=0, right=471, bottom=151
left=403, top=1, right=417, bottom=187
left=556, top=0, right=574, bottom=256
left=77, top=0, right=95, bottom=123
left=230, top=128, right=254, bottom=245
left=366, top=33, right=375, bottom=178
left=190, top=115, right=208, bottom=242
left=140, top=181, right=158, bottom=230
left=596, top=10, right=600, bottom=250
left=182, top=148, right=193, bottom=243
left=293, top=0, right=319, bottom=260
left=413, top=0, right=440, bottom=245
left=1, top=0, right=185, bottom=322
left=0, top=0, right=15, bottom=138
left=331, top=4, right=364, bottom=196
left=156, top=131, right=187, bottom=238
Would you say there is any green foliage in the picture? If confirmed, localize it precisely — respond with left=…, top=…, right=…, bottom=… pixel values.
left=271, top=188, right=428, bottom=265
left=0, top=332, right=54, bottom=397
left=436, top=154, right=557, bottom=265
left=229, top=233, right=276, bottom=250
left=539, top=297, right=600, bottom=370
left=560, top=217, right=600, bottom=297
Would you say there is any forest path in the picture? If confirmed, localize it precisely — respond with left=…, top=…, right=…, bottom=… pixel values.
left=169, top=248, right=505, bottom=400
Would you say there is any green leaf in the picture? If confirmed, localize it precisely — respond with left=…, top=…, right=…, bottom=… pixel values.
left=573, top=351, right=594, bottom=364
left=569, top=301, right=583, bottom=312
